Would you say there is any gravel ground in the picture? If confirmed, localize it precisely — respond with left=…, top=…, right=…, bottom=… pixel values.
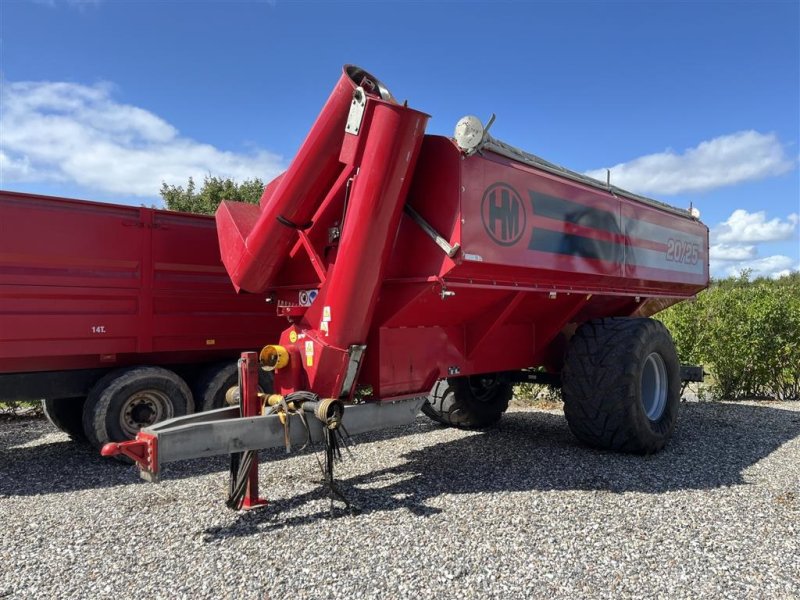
left=2, top=400, right=799, bottom=599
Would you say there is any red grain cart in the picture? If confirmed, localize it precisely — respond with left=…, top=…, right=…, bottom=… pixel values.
left=98, top=66, right=708, bottom=510
left=0, top=191, right=283, bottom=448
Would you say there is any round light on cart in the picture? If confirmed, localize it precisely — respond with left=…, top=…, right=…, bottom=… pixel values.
left=454, top=115, right=485, bottom=153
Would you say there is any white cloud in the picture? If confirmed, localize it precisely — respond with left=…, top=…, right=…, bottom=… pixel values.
left=0, top=150, right=34, bottom=180
left=712, top=209, right=799, bottom=244
left=0, top=80, right=284, bottom=198
left=708, top=209, right=799, bottom=278
left=771, top=267, right=799, bottom=279
left=710, top=243, right=757, bottom=262
left=585, top=131, right=794, bottom=195
left=719, top=255, right=797, bottom=280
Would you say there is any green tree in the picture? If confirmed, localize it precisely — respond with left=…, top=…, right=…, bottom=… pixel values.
left=160, top=175, right=265, bottom=215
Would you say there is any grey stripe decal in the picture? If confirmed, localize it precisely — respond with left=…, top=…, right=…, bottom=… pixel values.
left=627, top=246, right=705, bottom=275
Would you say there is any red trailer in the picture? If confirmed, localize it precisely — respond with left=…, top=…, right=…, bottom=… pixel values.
left=97, top=65, right=708, bottom=510
left=0, top=191, right=283, bottom=448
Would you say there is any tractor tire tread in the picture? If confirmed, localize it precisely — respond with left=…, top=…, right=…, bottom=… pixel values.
left=42, top=397, right=87, bottom=441
left=562, top=317, right=680, bottom=455
left=82, top=366, right=193, bottom=453
left=422, top=377, right=512, bottom=429
left=195, top=361, right=274, bottom=413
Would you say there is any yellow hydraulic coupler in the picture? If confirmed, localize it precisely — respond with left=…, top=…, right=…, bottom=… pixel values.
left=264, top=394, right=285, bottom=407
left=259, top=344, right=289, bottom=371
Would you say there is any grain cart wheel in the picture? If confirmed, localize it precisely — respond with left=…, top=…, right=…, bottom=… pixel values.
left=82, top=366, right=194, bottom=452
left=422, top=374, right=511, bottom=429
left=562, top=317, right=680, bottom=454
left=195, top=361, right=274, bottom=412
left=42, top=397, right=87, bottom=441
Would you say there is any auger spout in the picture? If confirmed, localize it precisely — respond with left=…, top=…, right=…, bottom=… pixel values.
left=216, top=65, right=396, bottom=293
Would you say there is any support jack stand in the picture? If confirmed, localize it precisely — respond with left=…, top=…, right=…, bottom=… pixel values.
left=227, top=352, right=270, bottom=511
left=242, top=458, right=268, bottom=510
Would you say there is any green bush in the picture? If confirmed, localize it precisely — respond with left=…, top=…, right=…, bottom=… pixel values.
left=657, top=273, right=800, bottom=400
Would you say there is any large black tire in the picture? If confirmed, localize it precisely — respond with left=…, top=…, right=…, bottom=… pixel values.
left=562, top=317, right=680, bottom=454
left=422, top=374, right=512, bottom=429
left=82, top=366, right=194, bottom=451
left=42, top=397, right=87, bottom=441
left=194, top=361, right=274, bottom=413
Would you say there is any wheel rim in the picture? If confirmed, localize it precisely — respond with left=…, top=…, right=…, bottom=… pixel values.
left=119, top=389, right=173, bottom=437
left=641, top=352, right=668, bottom=421
left=467, top=375, right=499, bottom=402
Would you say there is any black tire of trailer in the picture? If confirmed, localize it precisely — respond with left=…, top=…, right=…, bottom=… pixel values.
left=421, top=375, right=512, bottom=429
left=42, top=397, right=87, bottom=441
left=82, top=366, right=194, bottom=453
left=562, top=317, right=680, bottom=455
left=195, top=361, right=274, bottom=413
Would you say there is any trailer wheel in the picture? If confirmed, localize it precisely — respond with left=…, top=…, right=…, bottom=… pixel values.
left=42, top=397, right=87, bottom=441
left=82, top=366, right=194, bottom=451
left=422, top=374, right=511, bottom=429
left=195, top=361, right=274, bottom=412
left=562, top=317, right=680, bottom=454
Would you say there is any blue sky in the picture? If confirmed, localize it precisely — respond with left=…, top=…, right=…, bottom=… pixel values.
left=1, top=0, right=798, bottom=278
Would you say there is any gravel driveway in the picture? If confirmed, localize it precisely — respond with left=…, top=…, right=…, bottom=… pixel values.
left=2, top=400, right=799, bottom=599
